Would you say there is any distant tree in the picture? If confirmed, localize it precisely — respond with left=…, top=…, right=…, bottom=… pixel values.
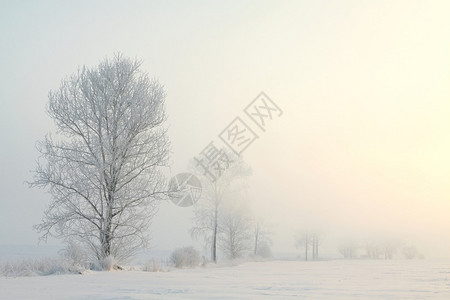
left=311, top=233, right=320, bottom=260
left=30, top=54, right=170, bottom=264
left=381, top=239, right=402, bottom=260
left=382, top=243, right=396, bottom=260
left=220, top=205, right=252, bottom=259
left=190, top=148, right=251, bottom=263
left=402, top=246, right=418, bottom=259
left=170, top=247, right=201, bottom=268
left=296, top=231, right=320, bottom=261
left=364, top=238, right=402, bottom=260
left=338, top=240, right=358, bottom=259
left=365, top=240, right=383, bottom=259
left=256, top=240, right=273, bottom=258
left=296, top=232, right=311, bottom=261
left=252, top=219, right=272, bottom=257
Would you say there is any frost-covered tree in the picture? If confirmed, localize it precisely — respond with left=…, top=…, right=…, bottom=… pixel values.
left=190, top=148, right=251, bottom=263
left=252, top=219, right=272, bottom=257
left=30, top=54, right=170, bottom=263
left=381, top=239, right=402, bottom=260
left=338, top=239, right=358, bottom=259
left=364, top=238, right=402, bottom=260
left=295, top=232, right=311, bottom=261
left=365, top=240, right=383, bottom=259
left=295, top=231, right=320, bottom=261
left=402, top=246, right=419, bottom=259
left=402, top=246, right=418, bottom=259
left=311, top=233, right=320, bottom=260
left=170, top=246, right=201, bottom=268
left=220, top=205, right=252, bottom=259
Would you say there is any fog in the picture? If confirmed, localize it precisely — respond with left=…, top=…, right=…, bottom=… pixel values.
left=1, top=0, right=449, bottom=259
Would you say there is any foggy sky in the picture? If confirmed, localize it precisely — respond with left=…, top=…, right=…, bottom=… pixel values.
left=1, top=0, right=449, bottom=258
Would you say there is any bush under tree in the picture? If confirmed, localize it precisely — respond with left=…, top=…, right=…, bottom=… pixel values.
left=170, top=247, right=201, bottom=268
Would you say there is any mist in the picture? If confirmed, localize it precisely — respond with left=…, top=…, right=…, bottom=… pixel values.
left=1, top=0, right=450, bottom=262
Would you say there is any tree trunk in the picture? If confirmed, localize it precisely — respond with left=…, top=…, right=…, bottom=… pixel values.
left=254, top=226, right=259, bottom=256
left=212, top=222, right=217, bottom=263
left=305, top=234, right=308, bottom=261
left=315, top=238, right=319, bottom=260
left=102, top=193, right=114, bottom=259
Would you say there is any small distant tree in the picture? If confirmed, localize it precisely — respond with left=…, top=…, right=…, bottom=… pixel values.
left=382, top=243, right=396, bottom=260
left=190, top=149, right=251, bottom=263
left=296, top=233, right=311, bottom=261
left=311, top=233, right=320, bottom=260
left=256, top=241, right=272, bottom=258
left=402, top=246, right=418, bottom=259
left=365, top=240, right=382, bottom=259
left=338, top=240, right=358, bottom=259
left=381, top=239, right=402, bottom=260
left=252, top=219, right=272, bottom=257
left=170, top=247, right=200, bottom=268
left=220, top=206, right=252, bottom=259
left=30, top=54, right=170, bottom=264
left=296, top=231, right=320, bottom=261
left=364, top=238, right=401, bottom=260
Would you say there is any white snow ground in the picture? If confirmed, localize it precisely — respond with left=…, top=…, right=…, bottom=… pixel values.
left=1, top=260, right=450, bottom=299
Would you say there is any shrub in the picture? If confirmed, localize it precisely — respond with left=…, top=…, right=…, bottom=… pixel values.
left=402, top=246, right=418, bottom=259
left=144, top=258, right=162, bottom=272
left=59, top=240, right=89, bottom=272
left=0, top=257, right=72, bottom=277
left=100, top=255, right=117, bottom=271
left=257, top=241, right=272, bottom=258
left=170, top=247, right=200, bottom=268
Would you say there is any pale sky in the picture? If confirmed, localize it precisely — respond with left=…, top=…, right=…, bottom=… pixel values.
left=1, top=0, right=449, bottom=258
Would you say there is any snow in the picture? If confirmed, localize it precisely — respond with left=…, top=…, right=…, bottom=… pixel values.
left=2, top=260, right=450, bottom=299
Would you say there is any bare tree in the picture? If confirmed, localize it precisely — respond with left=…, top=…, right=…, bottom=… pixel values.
left=295, top=233, right=311, bottom=261
left=295, top=230, right=320, bottom=261
left=253, top=219, right=272, bottom=257
left=364, top=238, right=402, bottom=260
left=402, top=246, right=418, bottom=259
left=30, top=54, right=170, bottom=264
left=190, top=148, right=251, bottom=263
left=190, top=179, right=222, bottom=263
left=220, top=205, right=252, bottom=259
left=365, top=240, right=382, bottom=259
left=381, top=239, right=402, bottom=260
left=311, top=233, right=320, bottom=260
left=338, top=239, right=358, bottom=259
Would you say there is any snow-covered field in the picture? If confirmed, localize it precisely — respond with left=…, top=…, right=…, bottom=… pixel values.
left=1, top=260, right=450, bottom=299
